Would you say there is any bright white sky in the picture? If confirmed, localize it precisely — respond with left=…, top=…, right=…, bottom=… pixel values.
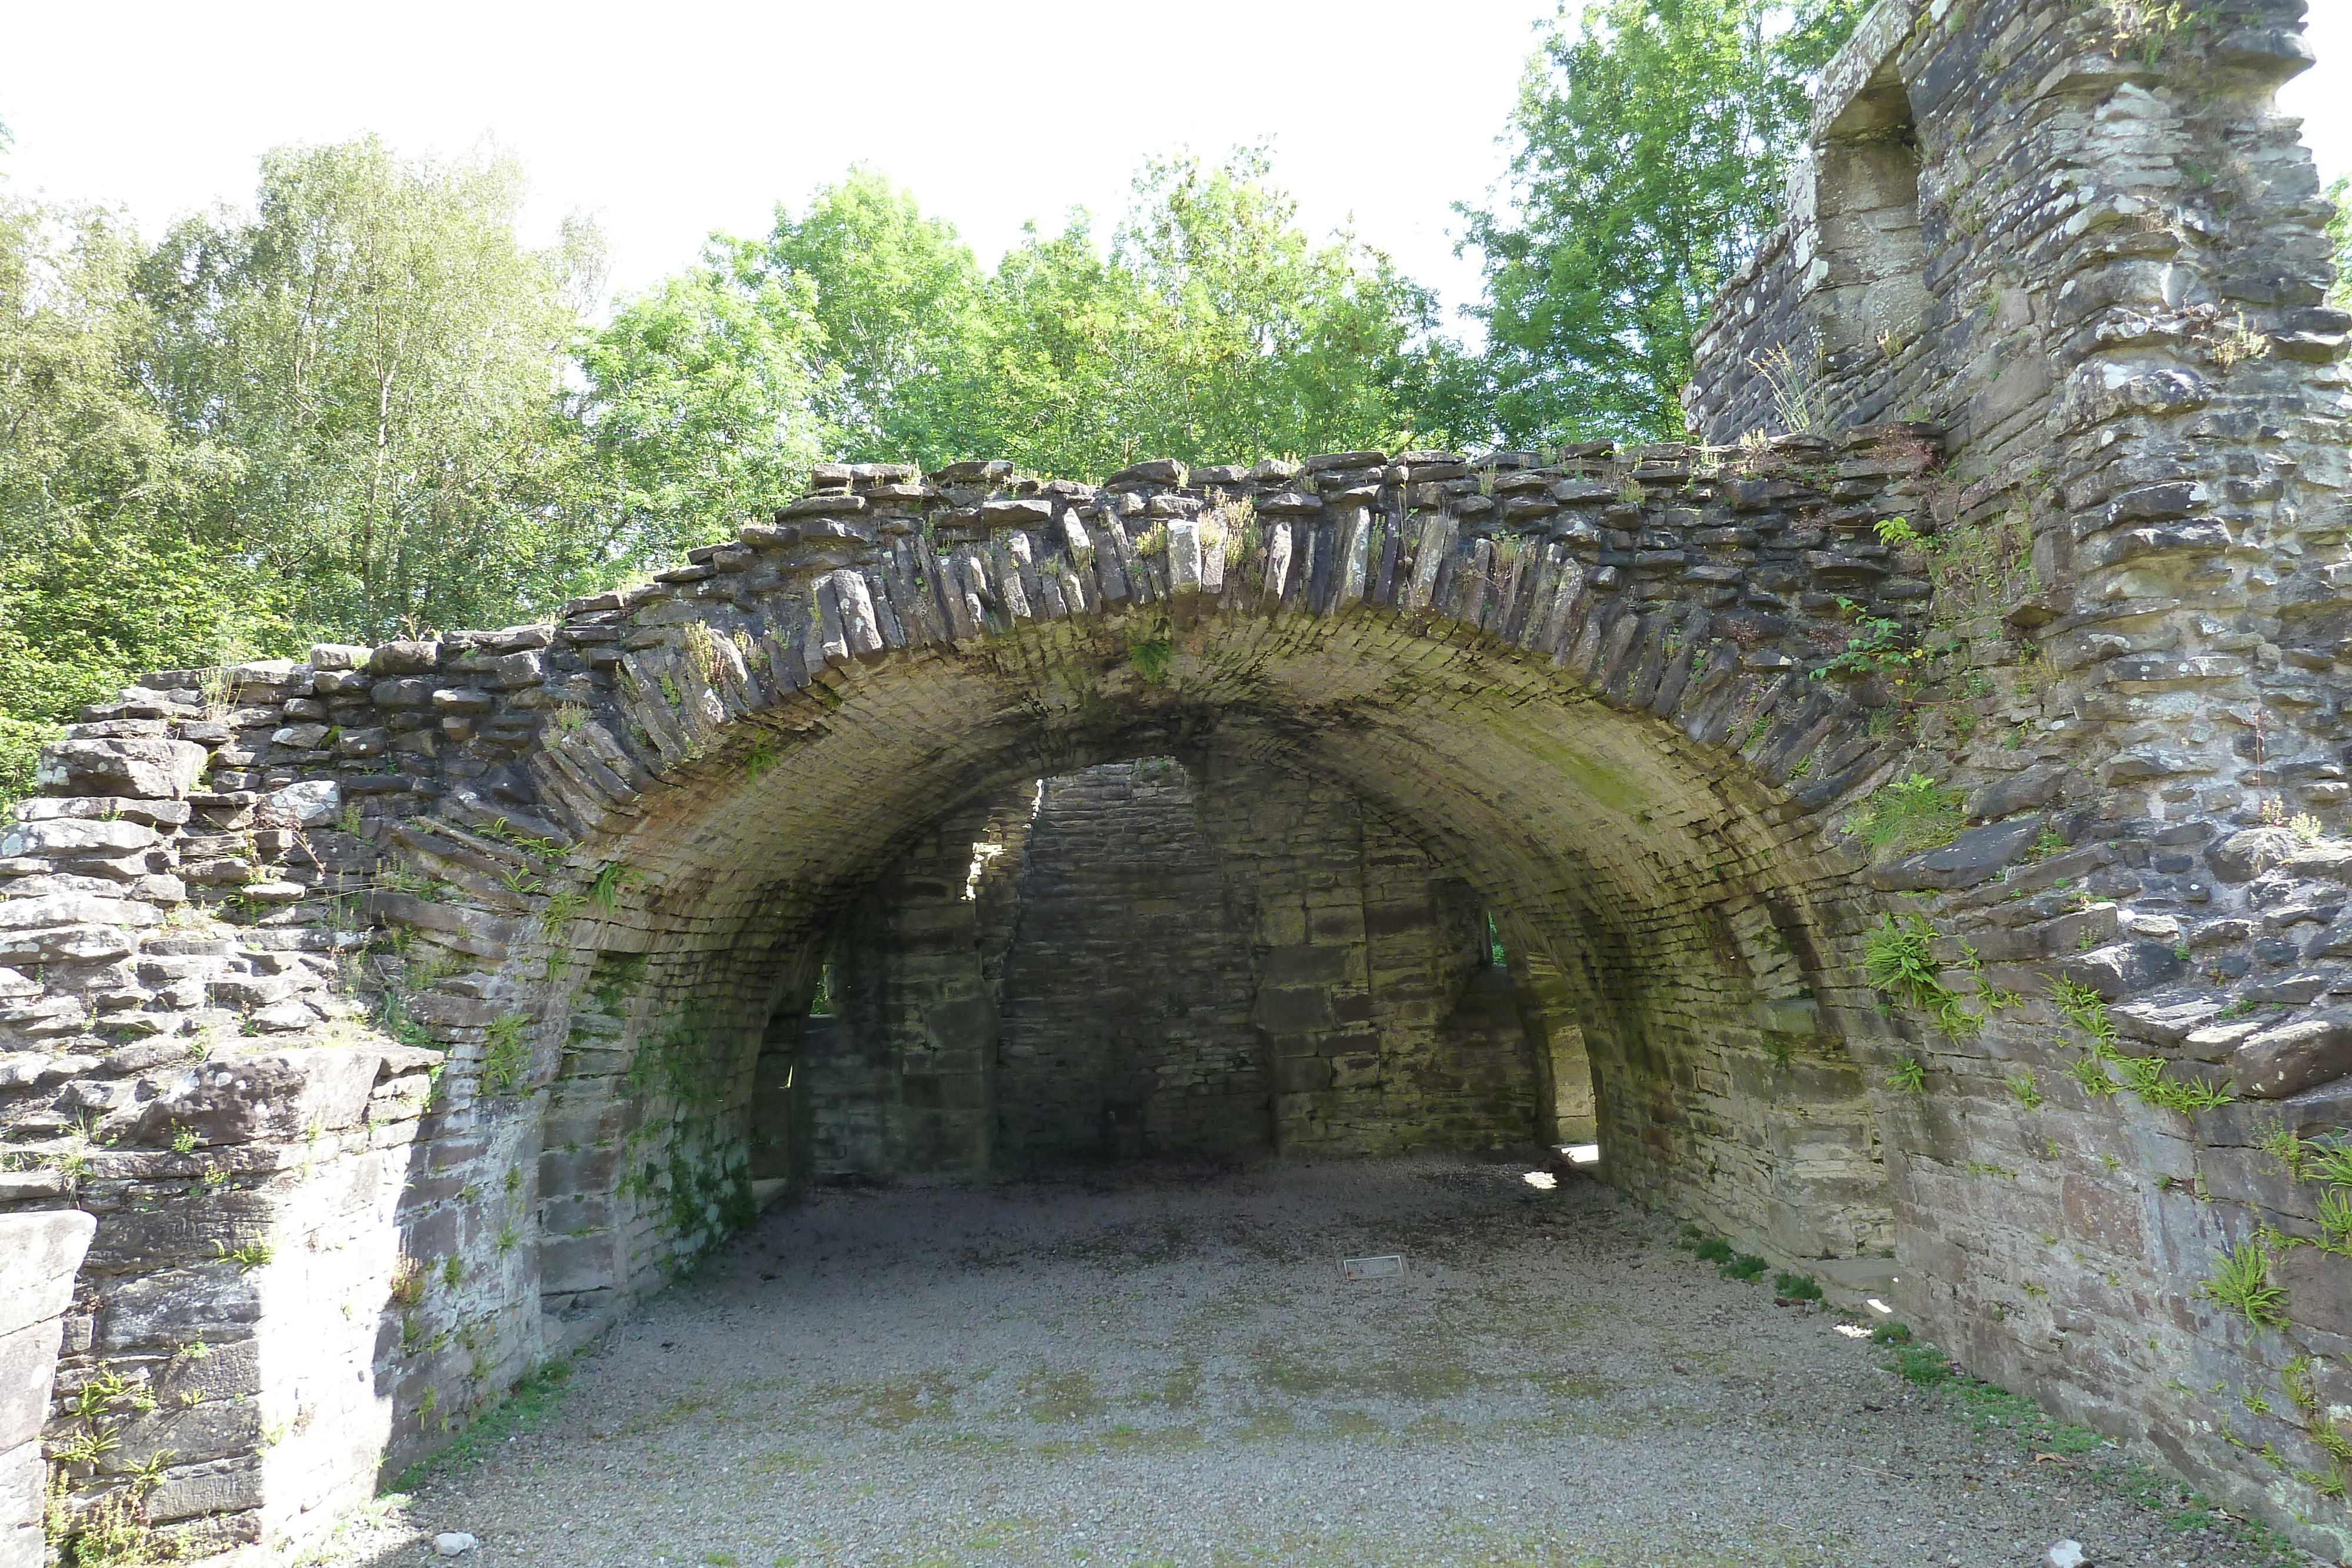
left=2, top=0, right=2348, bottom=335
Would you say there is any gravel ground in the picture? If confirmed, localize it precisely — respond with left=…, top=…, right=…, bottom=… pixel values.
left=320, top=1155, right=2313, bottom=1568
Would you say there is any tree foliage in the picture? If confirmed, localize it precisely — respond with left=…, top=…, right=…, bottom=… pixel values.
left=746, top=148, right=1481, bottom=476
left=1461, top=0, right=1863, bottom=444
left=138, top=136, right=597, bottom=641
left=0, top=195, right=250, bottom=792
left=0, top=136, right=1483, bottom=797
left=2329, top=175, right=2351, bottom=310
left=572, top=241, right=834, bottom=572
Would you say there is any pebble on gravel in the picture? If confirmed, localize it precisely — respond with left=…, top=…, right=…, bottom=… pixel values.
left=433, top=1532, right=476, bottom=1556
left=2044, top=1543, right=2087, bottom=1568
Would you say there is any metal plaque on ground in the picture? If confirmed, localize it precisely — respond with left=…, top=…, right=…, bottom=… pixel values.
left=1341, top=1254, right=1405, bottom=1281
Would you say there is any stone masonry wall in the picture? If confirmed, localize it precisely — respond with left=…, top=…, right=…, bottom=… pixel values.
left=0, top=425, right=1980, bottom=1561
left=1, top=1213, right=92, bottom=1568
left=1679, top=0, right=2352, bottom=1553
left=813, top=755, right=1557, bottom=1171
left=992, top=761, right=1267, bottom=1164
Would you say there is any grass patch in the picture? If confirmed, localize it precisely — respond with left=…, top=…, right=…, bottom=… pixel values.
left=1127, top=636, right=1174, bottom=686
left=2200, top=1239, right=2288, bottom=1330
left=1773, top=1272, right=1823, bottom=1301
left=386, top=1356, right=574, bottom=1493
left=1851, top=773, right=1964, bottom=858
left=1719, top=1252, right=1769, bottom=1282
left=1890, top=1344, right=1958, bottom=1386
left=1863, top=914, right=1980, bottom=1037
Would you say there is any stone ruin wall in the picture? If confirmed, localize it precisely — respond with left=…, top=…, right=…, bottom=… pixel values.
left=1, top=0, right=2351, bottom=1558
left=1686, top=0, right=2352, bottom=1549
left=988, top=761, right=1272, bottom=1165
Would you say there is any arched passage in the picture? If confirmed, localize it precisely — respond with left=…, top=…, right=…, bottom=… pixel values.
left=8, top=437, right=1952, bottom=1551
left=446, top=557, right=1906, bottom=1348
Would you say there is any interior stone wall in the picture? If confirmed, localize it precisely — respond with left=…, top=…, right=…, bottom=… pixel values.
left=991, top=761, right=1267, bottom=1163
left=802, top=754, right=1561, bottom=1172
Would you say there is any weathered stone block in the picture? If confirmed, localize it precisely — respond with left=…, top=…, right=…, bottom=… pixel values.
left=0, top=1210, right=95, bottom=1339
left=1252, top=987, right=1334, bottom=1032
left=2234, top=1011, right=2352, bottom=1099
left=1865, top=818, right=2041, bottom=891
left=0, top=818, right=157, bottom=858
left=98, top=1263, right=260, bottom=1352
left=35, top=738, right=208, bottom=800
left=134, top=1049, right=383, bottom=1147
left=0, top=892, right=163, bottom=934
left=143, top=1465, right=265, bottom=1527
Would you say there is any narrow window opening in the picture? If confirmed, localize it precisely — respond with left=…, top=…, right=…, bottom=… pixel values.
left=1806, top=58, right=1932, bottom=425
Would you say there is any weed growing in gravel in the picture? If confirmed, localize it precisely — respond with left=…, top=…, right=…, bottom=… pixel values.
left=1719, top=1252, right=1769, bottom=1282
left=1773, top=1272, right=1823, bottom=1301
left=1692, top=1236, right=1733, bottom=1264
left=385, top=1356, right=574, bottom=1494
left=1883, top=1336, right=2307, bottom=1565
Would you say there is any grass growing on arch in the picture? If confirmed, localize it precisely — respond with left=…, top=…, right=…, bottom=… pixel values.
left=2052, top=977, right=2233, bottom=1112
left=1862, top=915, right=1979, bottom=1037
left=2049, top=976, right=2117, bottom=1047
left=587, top=861, right=643, bottom=917
left=1127, top=635, right=1174, bottom=686
left=480, top=1014, right=531, bottom=1098
left=1849, top=773, right=1964, bottom=858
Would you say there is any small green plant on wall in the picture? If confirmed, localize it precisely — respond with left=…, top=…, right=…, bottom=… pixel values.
left=2199, top=1239, right=2288, bottom=1330
left=1863, top=915, right=1980, bottom=1037
left=1128, top=633, right=1174, bottom=686
left=480, top=1014, right=532, bottom=1098
left=1848, top=773, right=1963, bottom=858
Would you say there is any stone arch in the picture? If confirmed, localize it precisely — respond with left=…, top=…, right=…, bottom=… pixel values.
left=338, top=443, right=1935, bottom=1358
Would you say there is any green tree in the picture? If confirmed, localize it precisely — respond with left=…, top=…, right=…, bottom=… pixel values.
left=1461, top=0, right=1864, bottom=443
left=574, top=242, right=842, bottom=566
left=761, top=168, right=986, bottom=465
left=1085, top=148, right=1481, bottom=466
left=2328, top=175, right=2350, bottom=310
left=137, top=136, right=601, bottom=641
left=0, top=193, right=250, bottom=793
left=741, top=149, right=1480, bottom=477
left=572, top=240, right=836, bottom=566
